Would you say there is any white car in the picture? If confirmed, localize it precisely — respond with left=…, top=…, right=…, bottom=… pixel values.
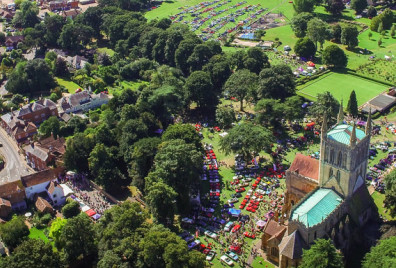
left=224, top=221, right=234, bottom=232
left=206, top=251, right=215, bottom=261
left=247, top=189, right=253, bottom=196
left=204, top=230, right=217, bottom=239
left=220, top=255, right=234, bottom=266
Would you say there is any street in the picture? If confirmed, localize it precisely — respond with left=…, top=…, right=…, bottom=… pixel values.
left=0, top=127, right=33, bottom=184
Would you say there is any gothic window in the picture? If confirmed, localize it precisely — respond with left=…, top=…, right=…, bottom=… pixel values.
left=314, top=231, right=317, bottom=239
left=343, top=153, right=347, bottom=168
left=336, top=170, right=341, bottom=182
left=329, top=168, right=333, bottom=179
left=330, top=149, right=335, bottom=164
left=337, top=151, right=342, bottom=166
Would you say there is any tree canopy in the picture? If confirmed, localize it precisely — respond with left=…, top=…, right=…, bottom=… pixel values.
left=294, top=37, right=317, bottom=58
left=258, top=64, right=296, bottom=100
left=224, top=69, right=258, bottom=111
left=0, top=216, right=29, bottom=249
left=384, top=169, right=396, bottom=218
left=300, top=239, right=343, bottom=268
left=346, top=90, right=358, bottom=117
left=362, top=236, right=396, bottom=268
left=322, top=45, right=348, bottom=68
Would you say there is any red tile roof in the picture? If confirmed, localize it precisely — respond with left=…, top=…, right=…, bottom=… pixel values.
left=21, top=167, right=65, bottom=187
left=289, top=153, right=319, bottom=181
left=263, top=219, right=286, bottom=237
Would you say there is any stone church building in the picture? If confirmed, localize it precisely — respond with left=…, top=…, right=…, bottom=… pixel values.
left=262, top=107, right=378, bottom=267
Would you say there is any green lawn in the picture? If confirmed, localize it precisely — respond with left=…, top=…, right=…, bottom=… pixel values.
left=252, top=256, right=276, bottom=268
left=29, top=227, right=49, bottom=243
left=371, top=191, right=395, bottom=221
left=297, top=72, right=389, bottom=106
left=56, top=77, right=82, bottom=94
left=97, top=47, right=115, bottom=57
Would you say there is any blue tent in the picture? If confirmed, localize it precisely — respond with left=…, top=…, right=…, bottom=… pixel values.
left=229, top=209, right=241, bottom=217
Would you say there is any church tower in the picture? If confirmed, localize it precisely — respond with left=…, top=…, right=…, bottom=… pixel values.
left=318, top=107, right=371, bottom=198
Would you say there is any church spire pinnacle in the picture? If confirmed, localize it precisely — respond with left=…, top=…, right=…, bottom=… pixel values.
left=366, top=107, right=372, bottom=136
left=350, top=122, right=357, bottom=147
left=321, top=112, right=328, bottom=139
left=337, top=99, right=344, bottom=124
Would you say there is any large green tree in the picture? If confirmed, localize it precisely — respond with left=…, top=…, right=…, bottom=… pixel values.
left=58, top=214, right=96, bottom=263
left=61, top=200, right=81, bottom=219
left=255, top=98, right=284, bottom=125
left=64, top=133, right=95, bottom=173
left=39, top=116, right=61, bottom=138
left=300, top=239, right=343, bottom=268
left=362, top=236, right=396, bottom=268
left=49, top=217, right=67, bottom=248
left=12, top=0, right=39, bottom=28
left=184, top=71, right=216, bottom=110
left=146, top=181, right=177, bottom=225
left=322, top=44, right=348, bottom=68
left=384, top=169, right=396, bottom=218
left=326, top=0, right=345, bottom=16
left=294, top=37, right=317, bottom=58
left=0, top=239, right=62, bottom=268
left=346, top=90, right=358, bottom=117
left=219, top=122, right=273, bottom=162
left=0, top=216, right=29, bottom=249
left=350, top=0, right=367, bottom=14
left=307, top=18, right=330, bottom=49
left=224, top=69, right=258, bottom=111
left=293, top=0, right=315, bottom=13
left=216, top=106, right=236, bottom=129
left=258, top=64, right=296, bottom=100
left=309, top=91, right=340, bottom=121
left=341, top=24, right=359, bottom=49
left=58, top=23, right=94, bottom=51
left=162, top=124, right=202, bottom=151
left=291, top=12, right=314, bottom=38
left=243, top=47, right=270, bottom=74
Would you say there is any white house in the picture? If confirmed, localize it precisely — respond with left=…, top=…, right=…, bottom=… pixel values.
left=58, top=90, right=109, bottom=114
left=46, top=181, right=66, bottom=206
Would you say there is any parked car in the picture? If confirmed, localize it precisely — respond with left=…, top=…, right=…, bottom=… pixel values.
left=204, top=230, right=217, bottom=239
left=224, top=221, right=234, bottom=232
left=231, top=224, right=241, bottom=233
left=220, top=255, right=234, bottom=266
left=226, top=250, right=239, bottom=261
left=206, top=251, right=216, bottom=261
left=228, top=198, right=238, bottom=203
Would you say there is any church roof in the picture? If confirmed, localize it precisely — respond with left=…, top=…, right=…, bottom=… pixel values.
left=291, top=188, right=343, bottom=228
left=279, top=230, right=306, bottom=259
left=289, top=154, right=319, bottom=181
left=327, top=124, right=366, bottom=145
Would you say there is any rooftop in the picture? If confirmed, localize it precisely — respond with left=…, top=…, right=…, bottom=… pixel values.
left=289, top=154, right=319, bottom=181
left=327, top=124, right=366, bottom=146
left=291, top=188, right=343, bottom=228
left=279, top=230, right=306, bottom=259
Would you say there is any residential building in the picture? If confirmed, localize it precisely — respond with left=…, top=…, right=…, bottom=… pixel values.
left=0, top=180, right=26, bottom=217
left=46, top=181, right=66, bottom=206
left=35, top=196, right=54, bottom=214
left=5, top=35, right=24, bottom=49
left=58, top=90, right=109, bottom=114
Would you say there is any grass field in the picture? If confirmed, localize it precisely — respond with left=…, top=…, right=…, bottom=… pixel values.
left=371, top=191, right=395, bottom=221
left=97, top=47, right=115, bottom=57
left=297, top=72, right=389, bottom=106
left=29, top=227, right=49, bottom=242
left=56, top=77, right=82, bottom=93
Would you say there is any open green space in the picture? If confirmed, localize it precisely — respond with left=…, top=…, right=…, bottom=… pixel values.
left=297, top=72, right=389, bottom=106
left=29, top=227, right=49, bottom=243
left=56, top=77, right=82, bottom=94
left=371, top=191, right=395, bottom=221
left=97, top=47, right=115, bottom=57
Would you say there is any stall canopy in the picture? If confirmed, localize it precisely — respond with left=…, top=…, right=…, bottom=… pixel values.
left=229, top=209, right=241, bottom=217
left=256, top=220, right=266, bottom=227
left=85, top=209, right=96, bottom=217
left=92, top=214, right=101, bottom=220
left=81, top=205, right=90, bottom=212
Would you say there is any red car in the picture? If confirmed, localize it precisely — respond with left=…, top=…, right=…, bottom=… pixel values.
left=239, top=204, right=245, bottom=209
left=231, top=224, right=241, bottom=233
left=236, top=187, right=245, bottom=193
left=243, top=232, right=256, bottom=239
left=229, top=245, right=241, bottom=254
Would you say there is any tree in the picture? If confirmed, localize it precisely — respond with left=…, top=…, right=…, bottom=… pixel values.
left=341, top=24, right=359, bottom=49
left=294, top=37, right=317, bottom=58
left=331, top=24, right=342, bottom=43
left=6, top=59, right=57, bottom=95
left=370, top=8, right=394, bottom=32
left=64, top=133, right=95, bottom=173
left=3, top=239, right=62, bottom=268
left=307, top=18, right=330, bottom=49
left=391, top=25, right=395, bottom=38
left=326, top=0, right=345, bottom=16
left=346, top=90, right=358, bottom=117
left=219, top=122, right=273, bottom=162
left=58, top=214, right=96, bottom=263
left=322, top=45, right=348, bottom=68
left=258, top=64, right=296, bottom=100
left=0, top=216, right=29, bottom=249
left=284, top=96, right=304, bottom=121
left=216, top=106, right=236, bottom=128
left=224, top=69, right=258, bottom=111
left=62, top=200, right=81, bottom=219
left=255, top=98, right=284, bottom=125
left=377, top=22, right=383, bottom=34
left=367, top=6, right=377, bottom=18
left=291, top=12, right=314, bottom=38
left=39, top=116, right=61, bottom=138
left=89, top=144, right=126, bottom=191
left=184, top=71, right=216, bottom=110
left=384, top=169, right=396, bottom=217
left=54, top=57, right=69, bottom=77
left=351, top=0, right=367, bottom=14
left=293, top=0, right=315, bottom=14
left=12, top=0, right=39, bottom=28
left=368, top=32, right=373, bottom=40
left=58, top=23, right=94, bottom=51
left=146, top=181, right=177, bottom=225
left=300, top=239, right=343, bottom=268
left=309, top=91, right=340, bottom=120
left=44, top=15, right=66, bottom=46
left=97, top=250, right=124, bottom=268
left=243, top=47, right=270, bottom=74
left=162, top=124, right=202, bottom=151
left=362, top=236, right=396, bottom=268
left=49, top=217, right=67, bottom=248
left=378, top=38, right=382, bottom=47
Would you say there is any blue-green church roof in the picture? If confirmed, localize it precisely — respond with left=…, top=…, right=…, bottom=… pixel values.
left=327, top=124, right=366, bottom=145
left=291, top=189, right=343, bottom=228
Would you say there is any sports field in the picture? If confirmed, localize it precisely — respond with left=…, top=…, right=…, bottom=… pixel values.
left=297, top=72, right=389, bottom=107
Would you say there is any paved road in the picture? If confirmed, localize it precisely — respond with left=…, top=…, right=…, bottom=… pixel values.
left=0, top=128, right=32, bottom=184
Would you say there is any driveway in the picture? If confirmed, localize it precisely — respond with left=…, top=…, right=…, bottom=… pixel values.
left=0, top=127, right=33, bottom=184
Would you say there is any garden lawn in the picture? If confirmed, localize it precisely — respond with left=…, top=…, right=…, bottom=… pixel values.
left=29, top=227, right=49, bottom=243
left=371, top=191, right=394, bottom=221
left=297, top=72, right=389, bottom=107
left=97, top=47, right=115, bottom=57
left=56, top=77, right=82, bottom=94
